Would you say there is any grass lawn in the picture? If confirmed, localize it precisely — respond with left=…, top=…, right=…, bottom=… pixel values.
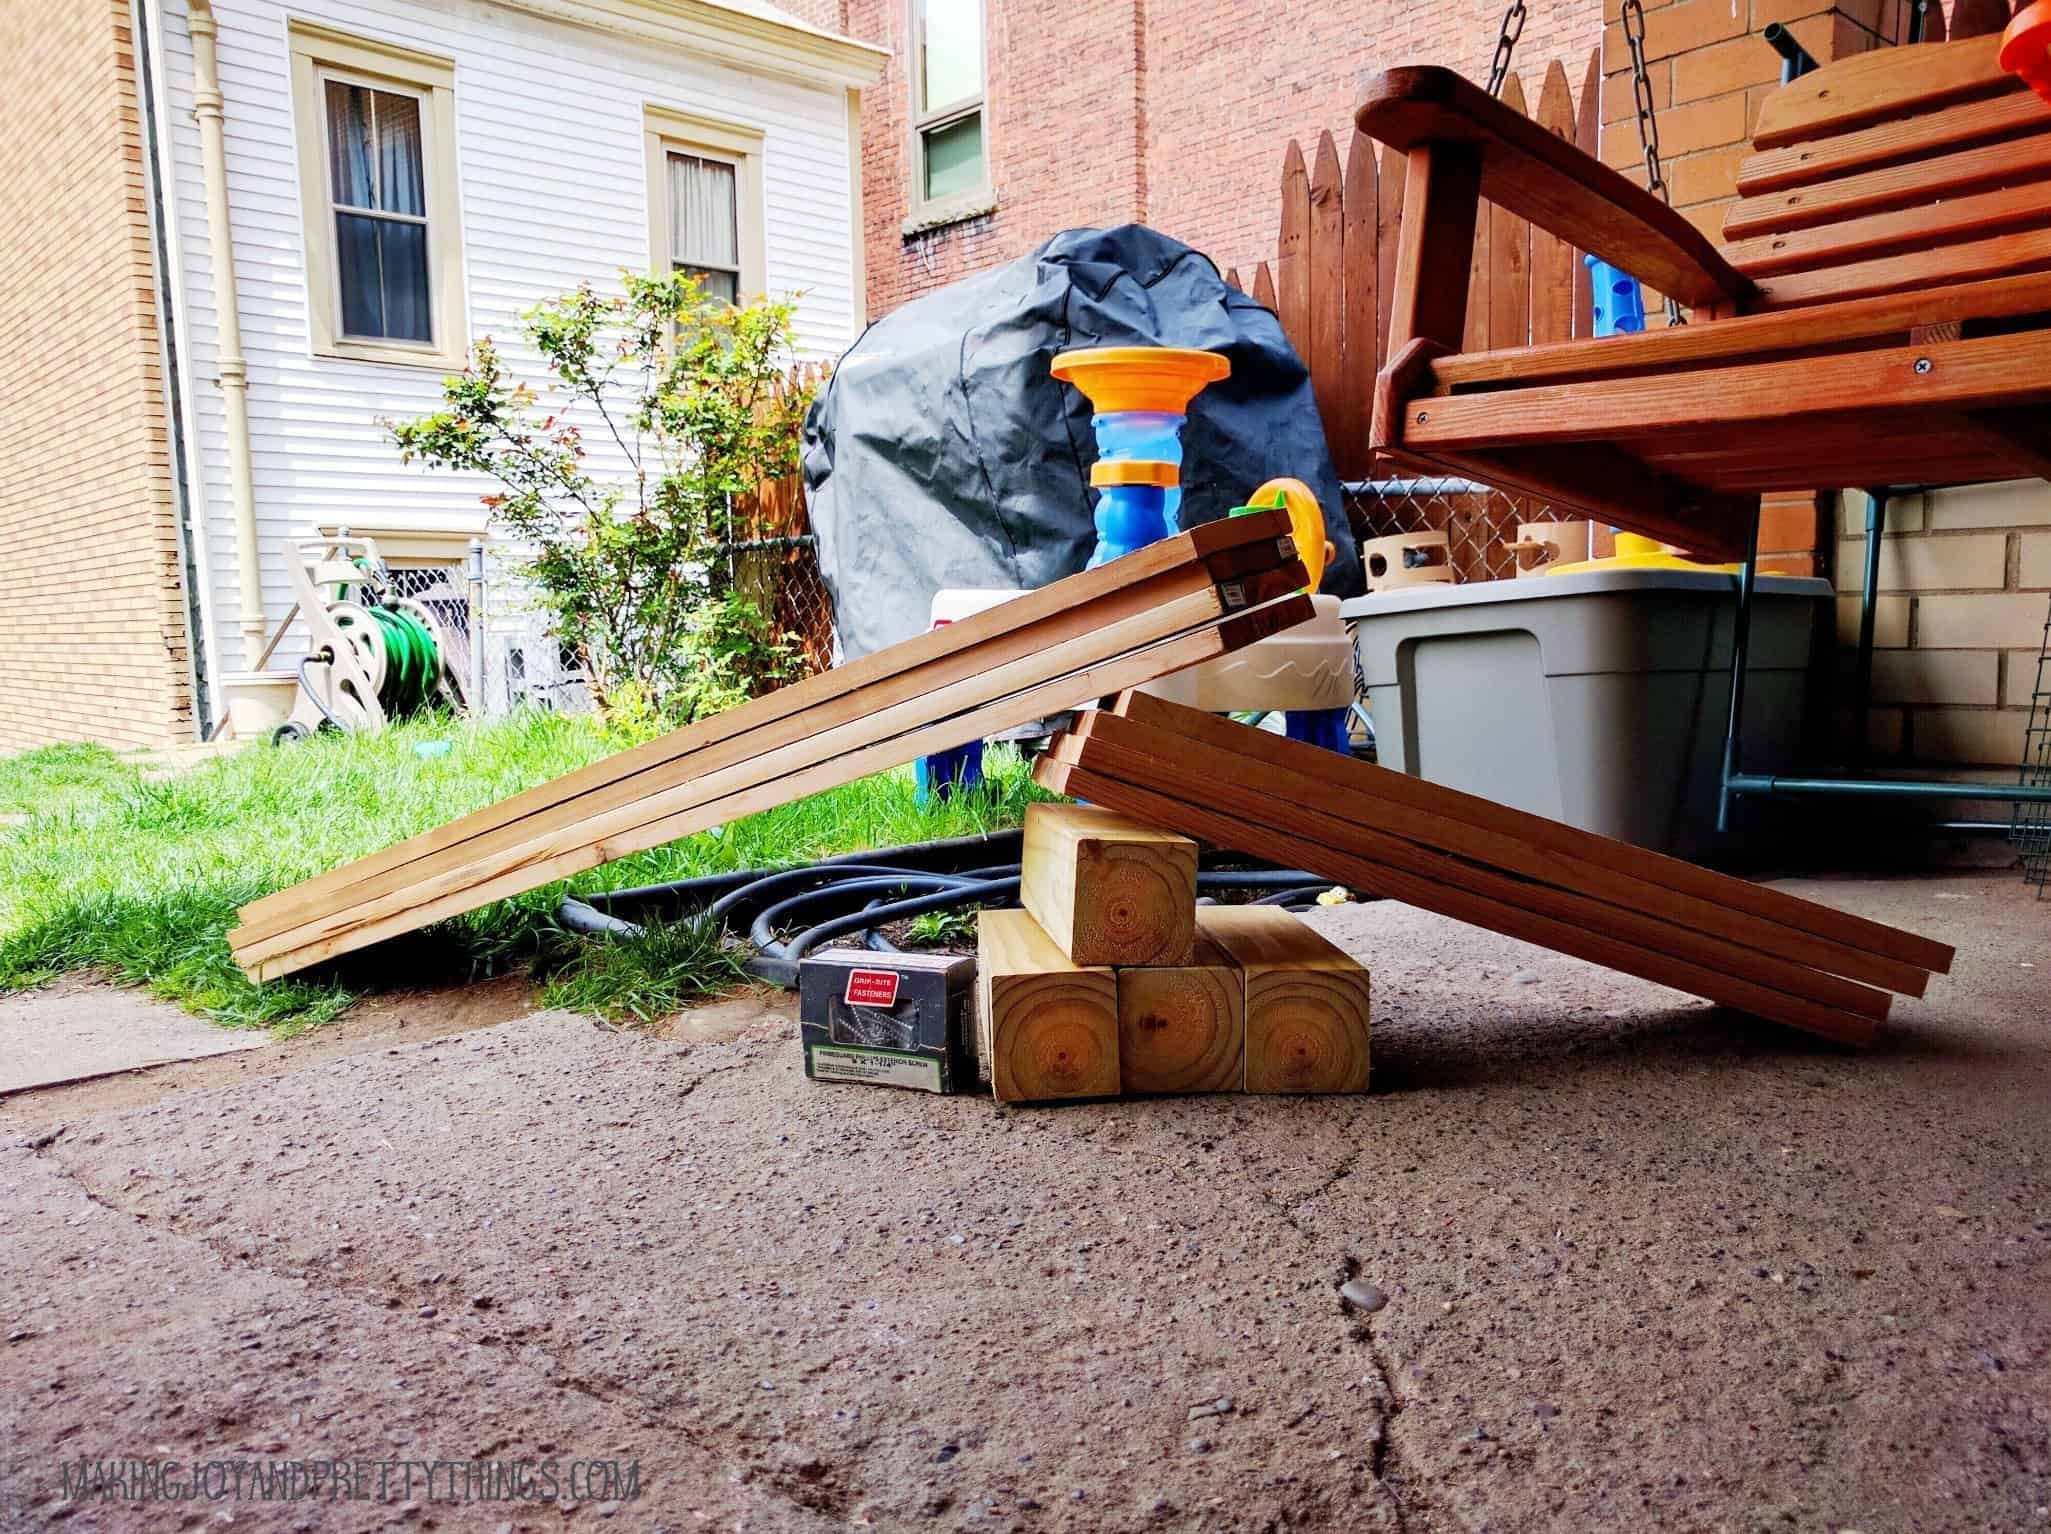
left=0, top=712, right=1046, bottom=1031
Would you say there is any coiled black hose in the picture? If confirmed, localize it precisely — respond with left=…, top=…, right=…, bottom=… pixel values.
left=556, top=830, right=1345, bottom=988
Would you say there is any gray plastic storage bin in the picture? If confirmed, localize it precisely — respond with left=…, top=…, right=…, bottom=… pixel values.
left=1342, top=568, right=1830, bottom=857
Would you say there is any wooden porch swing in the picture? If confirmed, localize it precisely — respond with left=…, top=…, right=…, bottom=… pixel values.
left=1358, top=27, right=2051, bottom=561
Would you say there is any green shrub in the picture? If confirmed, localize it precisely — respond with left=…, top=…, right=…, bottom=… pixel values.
left=392, top=273, right=809, bottom=724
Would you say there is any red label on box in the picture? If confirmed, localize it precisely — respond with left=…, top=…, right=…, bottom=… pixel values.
left=844, top=969, right=901, bottom=1007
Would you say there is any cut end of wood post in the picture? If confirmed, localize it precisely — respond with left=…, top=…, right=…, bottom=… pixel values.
left=1021, top=802, right=1198, bottom=967
left=977, top=909, right=1120, bottom=1104
left=1199, top=906, right=1371, bottom=1095
left=1116, top=935, right=1247, bottom=1095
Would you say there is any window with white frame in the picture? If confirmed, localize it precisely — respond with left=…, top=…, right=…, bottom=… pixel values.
left=908, top=0, right=988, bottom=227
left=288, top=21, right=466, bottom=368
left=645, top=106, right=765, bottom=303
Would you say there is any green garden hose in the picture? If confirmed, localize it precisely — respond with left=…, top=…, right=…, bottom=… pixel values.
left=365, top=604, right=442, bottom=717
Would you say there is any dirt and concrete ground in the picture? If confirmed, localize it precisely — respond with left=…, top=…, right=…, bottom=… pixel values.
left=2, top=871, right=2046, bottom=1532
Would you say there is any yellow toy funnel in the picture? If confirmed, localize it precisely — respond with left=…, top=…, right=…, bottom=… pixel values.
left=1050, top=346, right=1230, bottom=414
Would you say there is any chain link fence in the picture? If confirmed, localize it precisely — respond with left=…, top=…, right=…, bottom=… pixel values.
left=1344, top=477, right=1573, bottom=585
left=715, top=533, right=836, bottom=680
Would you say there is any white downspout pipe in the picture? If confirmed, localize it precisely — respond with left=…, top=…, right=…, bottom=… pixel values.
left=186, top=0, right=265, bottom=666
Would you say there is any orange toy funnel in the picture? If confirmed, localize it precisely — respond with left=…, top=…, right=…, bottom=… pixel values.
left=1049, top=346, right=1231, bottom=414
left=2004, top=1, right=2051, bottom=104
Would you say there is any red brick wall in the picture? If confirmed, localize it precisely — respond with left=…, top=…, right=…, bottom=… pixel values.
left=832, top=0, right=1606, bottom=318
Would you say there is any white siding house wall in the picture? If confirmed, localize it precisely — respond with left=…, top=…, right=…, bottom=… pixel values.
left=156, top=0, right=863, bottom=677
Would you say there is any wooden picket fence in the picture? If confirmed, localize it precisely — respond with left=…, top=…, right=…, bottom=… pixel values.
left=1227, top=52, right=1602, bottom=485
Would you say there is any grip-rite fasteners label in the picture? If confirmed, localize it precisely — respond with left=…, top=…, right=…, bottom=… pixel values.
left=843, top=968, right=900, bottom=1007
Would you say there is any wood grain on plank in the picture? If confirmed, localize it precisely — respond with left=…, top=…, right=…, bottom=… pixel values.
left=1116, top=933, right=1246, bottom=1095
left=1104, top=690, right=1952, bottom=977
left=1377, top=144, right=1406, bottom=369
left=1355, top=64, right=1747, bottom=307
left=1722, top=130, right=2051, bottom=241
left=1021, top=802, right=1197, bottom=967
left=1749, top=226, right=2051, bottom=309
left=977, top=909, right=1119, bottom=1104
left=1750, top=33, right=2017, bottom=150
left=1723, top=179, right=2051, bottom=279
left=1278, top=139, right=1311, bottom=358
left=244, top=596, right=1314, bottom=979
left=1073, top=707, right=1931, bottom=997
left=1339, top=128, right=1380, bottom=478
left=234, top=564, right=1300, bottom=966
left=1386, top=143, right=1483, bottom=359
left=1059, top=724, right=1893, bottom=1023
left=1738, top=90, right=2051, bottom=195
left=1037, top=757, right=1877, bottom=1049
left=234, top=533, right=1299, bottom=950
left=1401, top=329, right=2051, bottom=452
left=1531, top=59, right=1578, bottom=347
left=1309, top=130, right=1347, bottom=473
left=1428, top=271, right=2051, bottom=391
left=1488, top=71, right=1532, bottom=351
left=1573, top=48, right=1599, bottom=337
left=238, top=512, right=1295, bottom=933
left=1199, top=906, right=1369, bottom=1095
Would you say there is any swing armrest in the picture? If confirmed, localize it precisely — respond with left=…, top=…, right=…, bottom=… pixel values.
left=1356, top=66, right=1753, bottom=311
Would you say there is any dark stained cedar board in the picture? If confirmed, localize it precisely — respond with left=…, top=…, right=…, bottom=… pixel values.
left=1033, top=697, right=1951, bottom=1046
left=1103, top=691, right=1950, bottom=977
left=1040, top=753, right=1881, bottom=1048
left=1057, top=722, right=1896, bottom=1026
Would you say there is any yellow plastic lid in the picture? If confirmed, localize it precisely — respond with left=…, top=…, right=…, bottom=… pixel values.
left=1246, top=477, right=1333, bottom=591
left=1051, top=346, right=1231, bottom=414
left=1090, top=458, right=1179, bottom=488
left=1546, top=530, right=1740, bottom=575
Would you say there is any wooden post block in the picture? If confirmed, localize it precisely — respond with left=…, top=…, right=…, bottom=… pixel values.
left=1115, top=935, right=1246, bottom=1095
left=1198, top=907, right=1370, bottom=1095
left=976, top=909, right=1120, bottom=1104
left=1020, top=802, right=1197, bottom=967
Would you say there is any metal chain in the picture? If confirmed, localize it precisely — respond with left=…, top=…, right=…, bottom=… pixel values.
left=1619, top=0, right=1687, bottom=326
left=1485, top=0, right=1527, bottom=97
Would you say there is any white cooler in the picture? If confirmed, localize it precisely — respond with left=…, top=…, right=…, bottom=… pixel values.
left=1342, top=568, right=1831, bottom=857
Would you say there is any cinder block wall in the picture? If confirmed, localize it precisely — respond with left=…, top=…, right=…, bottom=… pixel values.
left=0, top=0, right=193, bottom=752
left=1599, top=0, right=2044, bottom=770
left=1597, top=0, right=1919, bottom=582
left=1837, top=485, right=2051, bottom=768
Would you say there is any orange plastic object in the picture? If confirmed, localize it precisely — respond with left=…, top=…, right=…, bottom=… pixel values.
left=1246, top=477, right=1334, bottom=591
left=1089, top=458, right=1178, bottom=488
left=2003, top=1, right=2051, bottom=105
left=1050, top=346, right=1231, bottom=414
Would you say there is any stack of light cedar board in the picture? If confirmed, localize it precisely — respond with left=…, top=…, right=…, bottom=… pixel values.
left=1033, top=691, right=1953, bottom=1048
left=975, top=803, right=1370, bottom=1104
left=230, top=514, right=1309, bottom=982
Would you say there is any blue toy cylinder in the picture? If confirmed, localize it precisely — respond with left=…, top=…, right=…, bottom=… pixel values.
left=1582, top=254, right=1646, bottom=337
left=1091, top=410, right=1186, bottom=546
left=1087, top=483, right=1171, bottom=568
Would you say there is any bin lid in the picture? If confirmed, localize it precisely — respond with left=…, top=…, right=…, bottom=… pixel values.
left=1340, top=566, right=1832, bottom=619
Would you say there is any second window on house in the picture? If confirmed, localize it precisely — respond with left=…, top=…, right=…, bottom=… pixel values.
left=667, top=151, right=741, bottom=304
left=644, top=107, right=765, bottom=303
left=911, top=0, right=986, bottom=220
